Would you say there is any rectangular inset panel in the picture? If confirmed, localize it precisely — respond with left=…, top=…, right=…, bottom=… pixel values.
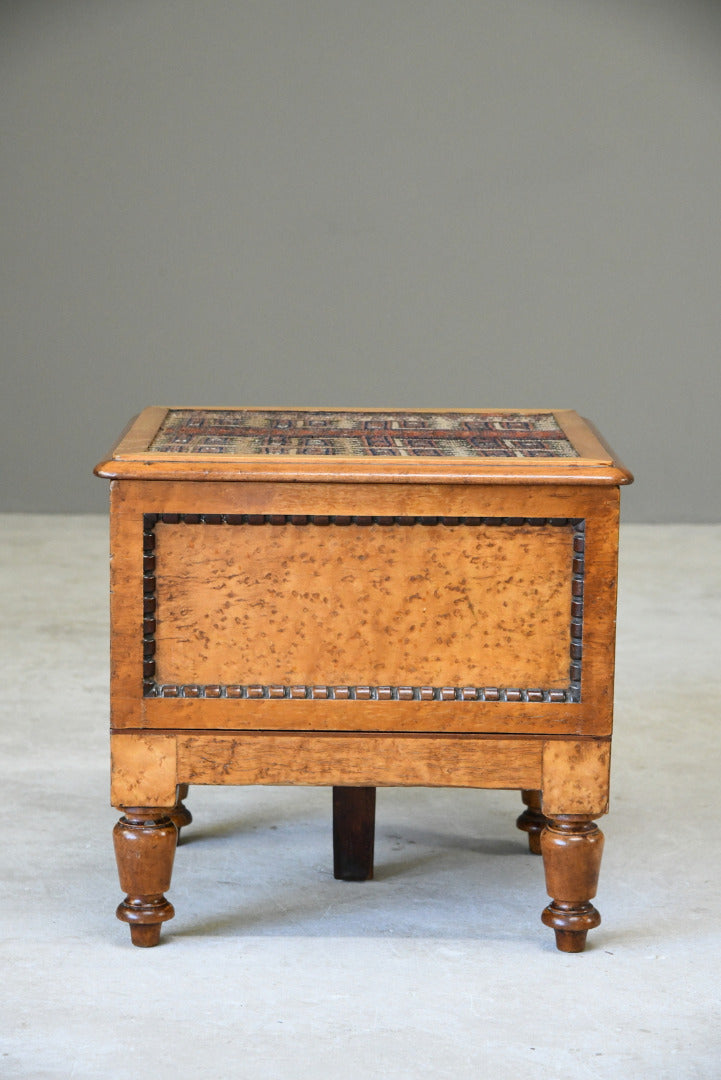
left=150, top=518, right=577, bottom=693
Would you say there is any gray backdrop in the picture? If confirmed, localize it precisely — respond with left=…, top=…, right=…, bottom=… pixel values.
left=2, top=0, right=720, bottom=520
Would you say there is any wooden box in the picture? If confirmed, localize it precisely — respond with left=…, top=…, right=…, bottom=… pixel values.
left=95, top=407, right=632, bottom=949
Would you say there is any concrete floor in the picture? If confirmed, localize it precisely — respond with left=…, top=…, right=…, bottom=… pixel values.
left=1, top=516, right=719, bottom=1079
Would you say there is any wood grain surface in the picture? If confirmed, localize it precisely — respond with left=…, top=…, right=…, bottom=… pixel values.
left=153, top=520, right=574, bottom=688
left=109, top=730, right=610, bottom=808
left=108, top=480, right=620, bottom=735
left=175, top=733, right=544, bottom=789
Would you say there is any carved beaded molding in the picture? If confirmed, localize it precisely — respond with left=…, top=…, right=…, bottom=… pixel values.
left=142, top=514, right=585, bottom=703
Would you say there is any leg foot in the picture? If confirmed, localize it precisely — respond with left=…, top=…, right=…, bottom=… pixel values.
left=169, top=784, right=192, bottom=841
left=129, top=923, right=163, bottom=948
left=541, top=902, right=601, bottom=952
left=540, top=817, right=604, bottom=952
left=516, top=789, right=546, bottom=855
left=333, top=787, right=376, bottom=881
left=113, top=810, right=177, bottom=947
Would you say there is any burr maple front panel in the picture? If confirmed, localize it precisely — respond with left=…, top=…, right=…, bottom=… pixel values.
left=148, top=517, right=581, bottom=697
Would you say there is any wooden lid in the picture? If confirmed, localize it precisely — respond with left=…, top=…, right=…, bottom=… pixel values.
left=94, top=407, right=633, bottom=485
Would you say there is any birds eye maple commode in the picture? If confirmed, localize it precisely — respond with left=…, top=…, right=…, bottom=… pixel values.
left=95, top=407, right=632, bottom=950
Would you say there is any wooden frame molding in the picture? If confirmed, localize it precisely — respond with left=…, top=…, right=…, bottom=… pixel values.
left=109, top=730, right=611, bottom=808
left=141, top=513, right=585, bottom=703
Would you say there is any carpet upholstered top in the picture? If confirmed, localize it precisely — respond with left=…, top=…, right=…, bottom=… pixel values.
left=150, top=410, right=579, bottom=458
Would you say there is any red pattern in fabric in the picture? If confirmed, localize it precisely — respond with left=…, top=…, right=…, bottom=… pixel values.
left=150, top=410, right=578, bottom=458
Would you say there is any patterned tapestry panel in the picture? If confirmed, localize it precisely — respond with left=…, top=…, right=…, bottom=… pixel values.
left=149, top=410, right=579, bottom=458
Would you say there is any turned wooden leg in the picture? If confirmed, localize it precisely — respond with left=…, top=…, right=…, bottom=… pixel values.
left=169, top=783, right=193, bottom=841
left=333, top=786, right=376, bottom=881
left=541, top=816, right=604, bottom=952
left=516, top=789, right=547, bottom=855
left=113, top=810, right=177, bottom=947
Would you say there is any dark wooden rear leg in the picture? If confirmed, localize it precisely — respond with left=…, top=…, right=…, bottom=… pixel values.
left=516, top=789, right=547, bottom=855
left=541, top=816, right=604, bottom=952
left=169, top=783, right=193, bottom=841
left=333, top=786, right=376, bottom=881
left=113, top=809, right=177, bottom=946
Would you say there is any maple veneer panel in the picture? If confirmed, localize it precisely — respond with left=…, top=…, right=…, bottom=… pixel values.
left=153, top=520, right=574, bottom=689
